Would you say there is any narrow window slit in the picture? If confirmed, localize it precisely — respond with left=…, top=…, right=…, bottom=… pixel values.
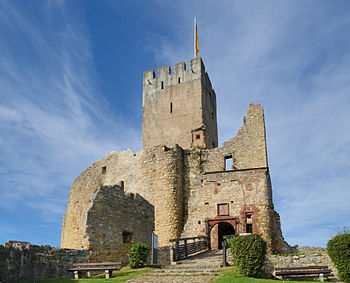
left=170, top=102, right=173, bottom=113
left=178, top=77, right=181, bottom=83
left=161, top=81, right=164, bottom=89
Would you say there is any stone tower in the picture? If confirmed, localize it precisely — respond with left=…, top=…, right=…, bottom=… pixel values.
left=142, top=57, right=218, bottom=149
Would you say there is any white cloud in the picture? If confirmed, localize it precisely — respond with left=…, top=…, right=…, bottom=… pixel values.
left=0, top=1, right=140, bottom=245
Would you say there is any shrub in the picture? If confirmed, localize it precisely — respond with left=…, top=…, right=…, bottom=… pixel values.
left=227, top=234, right=267, bottom=277
left=327, top=228, right=350, bottom=283
left=127, top=242, right=150, bottom=269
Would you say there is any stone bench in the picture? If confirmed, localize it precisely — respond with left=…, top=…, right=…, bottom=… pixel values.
left=275, top=265, right=332, bottom=282
left=68, top=261, right=122, bottom=279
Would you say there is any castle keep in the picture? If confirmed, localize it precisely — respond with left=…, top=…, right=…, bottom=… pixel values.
left=61, top=57, right=292, bottom=264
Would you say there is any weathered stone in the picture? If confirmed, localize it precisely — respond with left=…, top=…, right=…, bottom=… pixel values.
left=0, top=241, right=88, bottom=282
left=61, top=58, right=293, bottom=263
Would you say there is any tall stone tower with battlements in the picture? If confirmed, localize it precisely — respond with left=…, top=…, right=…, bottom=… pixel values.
left=142, top=57, right=218, bottom=149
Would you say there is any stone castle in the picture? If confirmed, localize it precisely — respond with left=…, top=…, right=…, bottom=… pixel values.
left=61, top=57, right=293, bottom=264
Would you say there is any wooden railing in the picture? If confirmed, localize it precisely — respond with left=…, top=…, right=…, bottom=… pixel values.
left=169, top=236, right=208, bottom=261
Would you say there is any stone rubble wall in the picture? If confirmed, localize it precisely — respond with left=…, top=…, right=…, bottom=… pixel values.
left=86, top=185, right=154, bottom=264
left=223, top=104, right=268, bottom=169
left=0, top=241, right=88, bottom=282
left=265, top=249, right=338, bottom=281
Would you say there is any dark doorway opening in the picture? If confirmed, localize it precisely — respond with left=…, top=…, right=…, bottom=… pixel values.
left=218, top=222, right=235, bottom=249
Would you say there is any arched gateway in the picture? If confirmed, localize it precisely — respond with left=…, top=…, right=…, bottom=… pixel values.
left=206, top=216, right=237, bottom=249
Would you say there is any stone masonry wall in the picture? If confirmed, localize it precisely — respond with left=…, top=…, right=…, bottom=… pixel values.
left=223, top=104, right=268, bottom=169
left=264, top=247, right=338, bottom=281
left=86, top=185, right=154, bottom=264
left=179, top=104, right=292, bottom=254
left=61, top=145, right=185, bottom=254
left=142, top=57, right=218, bottom=150
left=0, top=241, right=88, bottom=282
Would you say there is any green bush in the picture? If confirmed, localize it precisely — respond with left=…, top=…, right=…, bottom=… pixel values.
left=127, top=242, right=150, bottom=269
left=227, top=234, right=267, bottom=278
left=327, top=228, right=350, bottom=283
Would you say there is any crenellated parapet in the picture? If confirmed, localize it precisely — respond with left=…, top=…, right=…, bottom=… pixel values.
left=142, top=57, right=215, bottom=105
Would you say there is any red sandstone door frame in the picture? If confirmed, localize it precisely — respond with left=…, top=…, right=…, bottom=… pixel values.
left=205, top=216, right=237, bottom=249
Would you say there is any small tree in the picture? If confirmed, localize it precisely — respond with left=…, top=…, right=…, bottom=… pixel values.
left=227, top=234, right=267, bottom=278
left=127, top=243, right=150, bottom=269
left=327, top=227, right=350, bottom=283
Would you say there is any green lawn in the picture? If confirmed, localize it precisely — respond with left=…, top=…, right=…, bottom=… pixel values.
left=212, top=267, right=321, bottom=283
left=21, top=265, right=161, bottom=283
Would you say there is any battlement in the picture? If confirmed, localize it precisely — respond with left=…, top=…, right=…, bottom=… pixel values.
left=143, top=57, right=213, bottom=103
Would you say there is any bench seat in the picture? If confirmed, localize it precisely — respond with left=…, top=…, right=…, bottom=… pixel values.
left=275, top=266, right=332, bottom=282
left=68, top=262, right=122, bottom=279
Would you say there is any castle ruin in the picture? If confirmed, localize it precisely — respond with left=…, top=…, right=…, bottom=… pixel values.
left=61, top=57, right=293, bottom=264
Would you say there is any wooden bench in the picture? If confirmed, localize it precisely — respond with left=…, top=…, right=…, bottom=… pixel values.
left=275, top=266, right=332, bottom=282
left=68, top=262, right=122, bottom=279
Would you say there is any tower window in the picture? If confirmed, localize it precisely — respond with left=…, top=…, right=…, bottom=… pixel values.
left=161, top=81, right=164, bottom=89
left=102, top=166, right=106, bottom=174
left=211, top=112, right=214, bottom=118
left=178, top=77, right=181, bottom=83
left=195, top=134, right=200, bottom=140
left=170, top=102, right=173, bottom=113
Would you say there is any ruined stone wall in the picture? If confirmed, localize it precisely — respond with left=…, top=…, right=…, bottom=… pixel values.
left=61, top=145, right=185, bottom=255
left=86, top=185, right=154, bottom=264
left=223, top=104, right=268, bottom=169
left=0, top=241, right=88, bottom=282
left=179, top=104, right=291, bottom=253
left=142, top=57, right=218, bottom=150
left=61, top=149, right=143, bottom=249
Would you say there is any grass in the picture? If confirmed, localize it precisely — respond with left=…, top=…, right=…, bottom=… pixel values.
left=212, top=267, right=320, bottom=283
left=20, top=265, right=161, bottom=283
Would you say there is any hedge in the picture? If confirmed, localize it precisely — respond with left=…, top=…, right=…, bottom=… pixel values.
left=227, top=234, right=267, bottom=278
left=327, top=230, right=350, bottom=282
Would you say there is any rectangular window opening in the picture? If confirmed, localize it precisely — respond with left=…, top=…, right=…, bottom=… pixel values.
left=122, top=231, right=133, bottom=244
left=178, top=77, right=181, bottom=83
left=195, top=134, right=200, bottom=140
left=102, top=166, right=107, bottom=174
left=161, top=81, right=164, bottom=89
left=224, top=155, right=233, bottom=171
left=170, top=102, right=173, bottom=113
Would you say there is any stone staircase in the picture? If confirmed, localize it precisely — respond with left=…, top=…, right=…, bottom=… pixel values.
left=126, top=249, right=223, bottom=283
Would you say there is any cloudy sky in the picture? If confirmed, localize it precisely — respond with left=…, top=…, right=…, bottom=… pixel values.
left=0, top=0, right=349, bottom=248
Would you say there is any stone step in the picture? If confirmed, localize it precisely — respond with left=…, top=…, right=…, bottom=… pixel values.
left=165, top=264, right=221, bottom=270
left=153, top=268, right=219, bottom=275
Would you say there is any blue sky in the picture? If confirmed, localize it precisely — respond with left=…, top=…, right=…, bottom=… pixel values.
left=0, top=0, right=349, bottom=248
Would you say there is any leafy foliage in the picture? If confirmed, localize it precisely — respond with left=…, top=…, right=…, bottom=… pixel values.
left=327, top=227, right=350, bottom=282
left=227, top=234, right=267, bottom=278
left=127, top=243, right=150, bottom=269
